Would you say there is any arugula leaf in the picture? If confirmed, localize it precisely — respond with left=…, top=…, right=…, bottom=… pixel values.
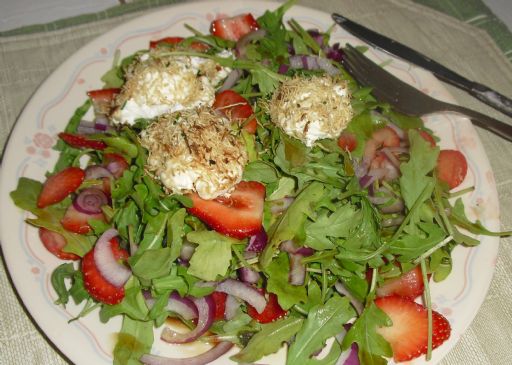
left=341, top=302, right=392, bottom=364
left=129, top=247, right=174, bottom=281
left=243, top=160, right=280, bottom=183
left=287, top=296, right=355, bottom=365
left=449, top=198, right=511, bottom=237
left=232, top=316, right=303, bottom=363
left=265, top=252, right=307, bottom=310
left=52, top=100, right=91, bottom=172
left=152, top=266, right=188, bottom=297
left=113, top=316, right=153, bottom=365
left=400, top=130, right=439, bottom=210
left=51, top=263, right=86, bottom=305
left=186, top=231, right=239, bottom=281
left=261, top=181, right=325, bottom=267
left=167, top=208, right=186, bottom=262
left=389, top=222, right=446, bottom=261
left=11, top=178, right=94, bottom=256
left=137, top=212, right=169, bottom=252
left=305, top=203, right=358, bottom=250
left=268, top=176, right=295, bottom=200
left=100, top=277, right=148, bottom=322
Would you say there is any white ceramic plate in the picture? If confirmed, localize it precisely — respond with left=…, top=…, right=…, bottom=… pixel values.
left=0, top=1, right=500, bottom=364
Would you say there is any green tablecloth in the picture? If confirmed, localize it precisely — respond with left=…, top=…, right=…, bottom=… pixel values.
left=1, top=0, right=511, bottom=364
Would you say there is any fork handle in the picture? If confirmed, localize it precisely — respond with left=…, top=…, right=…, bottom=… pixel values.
left=441, top=102, right=512, bottom=142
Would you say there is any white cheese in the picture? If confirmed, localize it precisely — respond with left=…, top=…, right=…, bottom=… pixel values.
left=111, top=50, right=232, bottom=125
left=268, top=75, right=353, bottom=147
left=140, top=108, right=247, bottom=199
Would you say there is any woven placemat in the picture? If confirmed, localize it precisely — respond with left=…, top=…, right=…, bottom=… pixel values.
left=1, top=1, right=511, bottom=364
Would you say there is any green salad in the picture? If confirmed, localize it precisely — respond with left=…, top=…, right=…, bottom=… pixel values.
left=10, top=1, right=511, bottom=364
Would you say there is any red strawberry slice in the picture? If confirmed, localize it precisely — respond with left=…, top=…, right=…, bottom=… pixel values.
left=337, top=131, right=357, bottom=152
left=213, top=90, right=257, bottom=134
left=87, top=88, right=120, bottom=115
left=376, top=266, right=425, bottom=300
left=149, top=36, right=184, bottom=48
left=436, top=149, right=468, bottom=189
left=82, top=237, right=129, bottom=305
left=211, top=291, right=228, bottom=320
left=149, top=36, right=209, bottom=52
left=418, top=130, right=436, bottom=147
left=37, top=166, right=85, bottom=208
left=58, top=132, right=107, bottom=150
left=210, top=13, right=259, bottom=41
left=38, top=227, right=80, bottom=260
left=61, top=204, right=105, bottom=234
left=187, top=181, right=265, bottom=239
left=247, top=292, right=287, bottom=324
left=375, top=296, right=451, bottom=362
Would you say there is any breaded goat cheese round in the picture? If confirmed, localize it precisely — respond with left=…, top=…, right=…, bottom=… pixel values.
left=140, top=108, right=248, bottom=199
left=268, top=75, right=353, bottom=147
left=111, top=49, right=232, bottom=125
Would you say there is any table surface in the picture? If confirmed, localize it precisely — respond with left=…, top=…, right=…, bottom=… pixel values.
left=0, top=0, right=512, bottom=31
left=0, top=1, right=511, bottom=365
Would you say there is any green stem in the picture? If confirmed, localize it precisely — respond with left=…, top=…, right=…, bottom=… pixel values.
left=420, top=259, right=433, bottom=360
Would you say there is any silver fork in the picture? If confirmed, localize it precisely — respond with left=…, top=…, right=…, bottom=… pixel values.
left=342, top=44, right=512, bottom=142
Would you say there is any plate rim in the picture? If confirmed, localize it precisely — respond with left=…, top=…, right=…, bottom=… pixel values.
left=0, top=1, right=500, bottom=364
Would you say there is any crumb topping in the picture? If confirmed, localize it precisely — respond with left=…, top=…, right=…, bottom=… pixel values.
left=140, top=108, right=247, bottom=199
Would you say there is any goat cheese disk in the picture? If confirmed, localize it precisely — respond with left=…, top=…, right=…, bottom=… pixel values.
left=140, top=108, right=248, bottom=199
left=268, top=75, right=353, bottom=147
left=111, top=49, right=232, bottom=125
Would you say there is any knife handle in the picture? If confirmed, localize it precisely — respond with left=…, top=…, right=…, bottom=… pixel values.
left=470, top=83, right=512, bottom=119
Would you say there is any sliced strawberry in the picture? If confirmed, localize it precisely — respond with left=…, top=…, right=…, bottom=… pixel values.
left=149, top=36, right=184, bottom=49
left=436, top=149, right=468, bottom=189
left=38, top=227, right=80, bottom=260
left=149, top=36, right=209, bottom=52
left=87, top=88, right=120, bottom=115
left=187, top=181, right=265, bottom=239
left=82, top=237, right=129, bottom=305
left=375, top=296, right=451, bottom=362
left=247, top=292, right=287, bottom=324
left=61, top=204, right=105, bottom=234
left=103, top=153, right=129, bottom=179
left=210, top=13, right=259, bottom=41
left=213, top=90, right=257, bottom=134
left=37, top=167, right=85, bottom=208
left=376, top=266, right=424, bottom=300
left=211, top=291, right=228, bottom=320
left=418, top=130, right=436, bottom=147
left=337, top=131, right=357, bottom=152
left=58, top=132, right=107, bottom=150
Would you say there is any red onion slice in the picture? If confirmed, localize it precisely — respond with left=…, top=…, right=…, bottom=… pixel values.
left=93, top=228, right=131, bottom=287
left=218, top=69, right=243, bottom=92
left=288, top=253, right=306, bottom=286
left=215, top=279, right=266, bottom=314
left=140, top=341, right=233, bottom=365
left=161, top=295, right=214, bottom=344
left=280, top=240, right=314, bottom=256
left=224, top=294, right=240, bottom=320
left=167, top=292, right=199, bottom=320
left=180, top=241, right=196, bottom=261
left=334, top=281, right=363, bottom=314
left=235, top=28, right=267, bottom=59
left=246, top=228, right=268, bottom=253
left=73, top=188, right=109, bottom=214
left=85, top=166, right=113, bottom=180
left=381, top=148, right=401, bottom=169
left=237, top=266, right=260, bottom=284
left=270, top=196, right=294, bottom=214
